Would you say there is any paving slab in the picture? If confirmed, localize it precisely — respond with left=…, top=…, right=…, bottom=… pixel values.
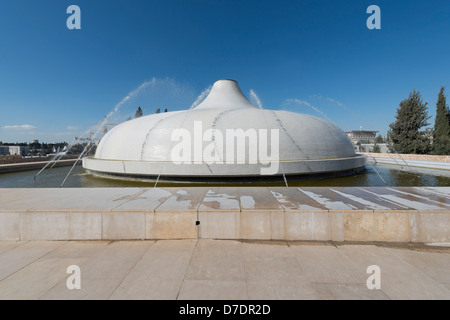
left=243, top=242, right=303, bottom=282
left=0, top=188, right=19, bottom=199
left=156, top=188, right=208, bottom=212
left=198, top=188, right=240, bottom=211
left=0, top=189, right=68, bottom=210
left=289, top=244, right=364, bottom=283
left=1, top=187, right=448, bottom=213
left=79, top=241, right=153, bottom=279
left=44, top=241, right=111, bottom=259
left=242, top=241, right=293, bottom=260
left=237, top=188, right=281, bottom=210
left=352, top=188, right=414, bottom=210
left=186, top=240, right=245, bottom=281
left=37, top=242, right=123, bottom=299
left=269, top=187, right=325, bottom=210
left=418, top=187, right=450, bottom=199
left=0, top=241, right=66, bottom=281
left=0, top=241, right=26, bottom=256
left=4, top=188, right=142, bottom=211
left=356, top=188, right=446, bottom=211
left=0, top=257, right=86, bottom=299
left=109, top=188, right=172, bottom=211
left=178, top=280, right=248, bottom=300
left=398, top=187, right=450, bottom=208
left=42, top=188, right=143, bottom=211
left=327, top=188, right=392, bottom=210
left=40, top=277, right=121, bottom=300
left=110, top=240, right=196, bottom=300
left=384, top=247, right=450, bottom=285
left=246, top=281, right=319, bottom=300
left=299, top=188, right=360, bottom=210
left=312, top=283, right=390, bottom=300
left=337, top=245, right=450, bottom=300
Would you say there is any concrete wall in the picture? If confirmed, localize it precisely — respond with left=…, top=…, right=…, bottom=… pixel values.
left=0, top=209, right=448, bottom=243
left=0, top=187, right=448, bottom=243
left=360, top=152, right=450, bottom=162
left=0, top=159, right=78, bottom=173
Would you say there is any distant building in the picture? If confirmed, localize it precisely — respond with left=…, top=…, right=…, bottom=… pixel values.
left=345, top=130, right=379, bottom=144
left=0, top=146, right=9, bottom=155
left=358, top=143, right=389, bottom=153
left=5, top=146, right=30, bottom=156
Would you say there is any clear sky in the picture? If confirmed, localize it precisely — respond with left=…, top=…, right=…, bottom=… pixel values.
left=1, top=0, right=449, bottom=143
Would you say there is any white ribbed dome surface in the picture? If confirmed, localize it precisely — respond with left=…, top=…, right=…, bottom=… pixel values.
left=83, top=80, right=365, bottom=180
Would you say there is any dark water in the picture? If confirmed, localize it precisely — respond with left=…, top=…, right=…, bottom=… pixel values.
left=0, top=164, right=449, bottom=188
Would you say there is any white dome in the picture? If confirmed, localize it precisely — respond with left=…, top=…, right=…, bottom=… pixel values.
left=83, top=80, right=365, bottom=180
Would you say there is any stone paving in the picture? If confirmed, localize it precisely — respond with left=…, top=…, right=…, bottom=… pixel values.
left=0, top=240, right=449, bottom=300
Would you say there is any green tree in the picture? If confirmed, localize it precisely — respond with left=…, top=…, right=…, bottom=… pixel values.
left=135, top=106, right=143, bottom=118
left=375, top=134, right=383, bottom=143
left=372, top=141, right=381, bottom=153
left=432, top=86, right=450, bottom=155
left=388, top=89, right=431, bottom=154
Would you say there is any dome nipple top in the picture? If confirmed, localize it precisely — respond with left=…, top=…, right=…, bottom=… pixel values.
left=194, top=79, right=257, bottom=110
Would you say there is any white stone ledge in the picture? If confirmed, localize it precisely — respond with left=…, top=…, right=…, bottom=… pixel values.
left=0, top=209, right=448, bottom=243
left=1, top=187, right=448, bottom=242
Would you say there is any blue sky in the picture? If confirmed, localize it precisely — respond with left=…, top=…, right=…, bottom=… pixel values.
left=0, top=0, right=449, bottom=143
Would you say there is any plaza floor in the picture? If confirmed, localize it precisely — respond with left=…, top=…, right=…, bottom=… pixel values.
left=0, top=239, right=449, bottom=300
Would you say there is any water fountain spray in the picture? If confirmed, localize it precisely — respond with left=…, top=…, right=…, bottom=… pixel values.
left=189, top=85, right=212, bottom=110
left=284, top=98, right=332, bottom=122
left=53, top=80, right=154, bottom=187
left=249, top=90, right=263, bottom=109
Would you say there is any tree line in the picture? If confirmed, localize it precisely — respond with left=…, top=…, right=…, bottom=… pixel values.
left=388, top=86, right=450, bottom=155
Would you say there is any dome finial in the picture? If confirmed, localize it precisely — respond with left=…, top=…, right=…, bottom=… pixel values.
left=194, top=79, right=256, bottom=110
